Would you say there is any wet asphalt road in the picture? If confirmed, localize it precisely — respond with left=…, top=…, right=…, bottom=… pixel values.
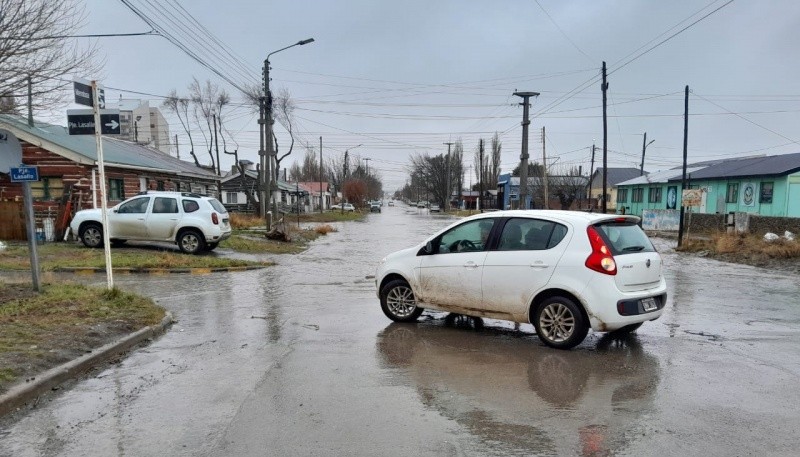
left=1, top=204, right=800, bottom=456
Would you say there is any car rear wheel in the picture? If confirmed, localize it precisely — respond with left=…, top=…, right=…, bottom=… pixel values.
left=177, top=230, right=206, bottom=254
left=533, top=296, right=589, bottom=350
left=380, top=279, right=423, bottom=322
left=79, top=223, right=103, bottom=248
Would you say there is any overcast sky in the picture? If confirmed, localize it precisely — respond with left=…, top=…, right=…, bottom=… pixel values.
left=61, top=0, right=800, bottom=190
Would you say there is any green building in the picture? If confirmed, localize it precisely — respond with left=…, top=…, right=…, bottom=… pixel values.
left=616, top=153, right=800, bottom=217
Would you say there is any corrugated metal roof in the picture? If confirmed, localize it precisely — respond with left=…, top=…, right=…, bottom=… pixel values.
left=0, top=115, right=217, bottom=180
left=591, top=167, right=644, bottom=187
left=669, top=152, right=800, bottom=181
left=618, top=167, right=706, bottom=186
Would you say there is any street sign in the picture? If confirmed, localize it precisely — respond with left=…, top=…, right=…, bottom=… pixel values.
left=10, top=165, right=39, bottom=182
left=682, top=188, right=702, bottom=207
left=0, top=129, right=23, bottom=174
left=73, top=79, right=105, bottom=109
left=67, top=109, right=120, bottom=135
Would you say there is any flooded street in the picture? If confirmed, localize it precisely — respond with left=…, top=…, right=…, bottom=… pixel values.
left=2, top=205, right=800, bottom=456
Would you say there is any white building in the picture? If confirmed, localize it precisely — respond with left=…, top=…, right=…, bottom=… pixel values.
left=113, top=99, right=171, bottom=155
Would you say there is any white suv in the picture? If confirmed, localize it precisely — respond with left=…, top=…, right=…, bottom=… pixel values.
left=70, top=191, right=232, bottom=254
left=375, top=210, right=667, bottom=349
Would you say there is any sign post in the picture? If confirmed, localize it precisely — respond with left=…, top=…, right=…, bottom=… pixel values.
left=9, top=166, right=41, bottom=291
left=67, top=109, right=120, bottom=135
left=92, top=80, right=113, bottom=289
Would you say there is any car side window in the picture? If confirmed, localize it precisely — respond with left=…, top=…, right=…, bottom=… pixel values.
left=117, top=197, right=149, bottom=214
left=437, top=219, right=495, bottom=254
left=153, top=197, right=178, bottom=214
left=182, top=200, right=200, bottom=213
left=497, top=218, right=569, bottom=251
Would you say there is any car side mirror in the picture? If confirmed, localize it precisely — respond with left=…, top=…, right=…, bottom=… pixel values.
left=113, top=209, right=118, bottom=213
left=424, top=241, right=434, bottom=254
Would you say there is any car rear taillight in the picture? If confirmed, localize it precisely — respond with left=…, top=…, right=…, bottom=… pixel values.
left=211, top=212, right=219, bottom=225
left=585, top=226, right=617, bottom=275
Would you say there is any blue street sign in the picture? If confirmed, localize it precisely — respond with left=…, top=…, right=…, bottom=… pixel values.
left=10, top=166, right=39, bottom=182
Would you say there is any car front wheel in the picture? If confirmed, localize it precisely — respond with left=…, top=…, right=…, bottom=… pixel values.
left=79, top=223, right=103, bottom=248
left=380, top=279, right=424, bottom=322
left=533, top=296, right=589, bottom=350
left=177, top=230, right=206, bottom=254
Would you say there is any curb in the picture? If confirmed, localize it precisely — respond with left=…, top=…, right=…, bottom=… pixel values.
left=50, top=265, right=267, bottom=275
left=0, top=312, right=174, bottom=418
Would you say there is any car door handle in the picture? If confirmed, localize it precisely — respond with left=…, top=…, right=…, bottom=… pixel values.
left=530, top=262, right=549, bottom=268
left=463, top=261, right=479, bottom=269
left=137, top=218, right=145, bottom=221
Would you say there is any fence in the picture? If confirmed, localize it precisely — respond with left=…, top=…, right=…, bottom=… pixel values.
left=0, top=201, right=25, bottom=240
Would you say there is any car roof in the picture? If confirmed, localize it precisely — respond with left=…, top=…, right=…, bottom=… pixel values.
left=462, top=210, right=639, bottom=226
left=135, top=191, right=214, bottom=200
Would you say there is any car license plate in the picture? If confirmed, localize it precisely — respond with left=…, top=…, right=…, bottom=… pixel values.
left=641, top=297, right=657, bottom=312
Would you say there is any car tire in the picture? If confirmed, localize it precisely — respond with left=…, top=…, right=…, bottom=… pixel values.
left=79, top=223, right=103, bottom=248
left=177, top=229, right=206, bottom=254
left=533, top=296, right=589, bottom=350
left=380, top=279, right=424, bottom=322
left=205, top=242, right=218, bottom=251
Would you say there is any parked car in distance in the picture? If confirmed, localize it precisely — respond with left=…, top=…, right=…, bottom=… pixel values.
left=375, top=210, right=667, bottom=349
left=417, top=201, right=427, bottom=208
left=429, top=204, right=441, bottom=212
left=388, top=200, right=395, bottom=206
left=370, top=202, right=382, bottom=213
left=69, top=191, right=231, bottom=254
left=343, top=203, right=356, bottom=212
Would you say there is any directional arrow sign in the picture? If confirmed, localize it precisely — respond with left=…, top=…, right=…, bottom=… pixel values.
left=67, top=109, right=121, bottom=135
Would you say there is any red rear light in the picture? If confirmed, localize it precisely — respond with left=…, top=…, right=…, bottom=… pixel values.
left=211, top=212, right=219, bottom=225
left=585, top=226, right=617, bottom=275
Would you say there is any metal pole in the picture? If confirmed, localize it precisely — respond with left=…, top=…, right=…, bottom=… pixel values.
left=27, top=76, right=33, bottom=127
left=589, top=143, right=596, bottom=211
left=92, top=80, right=113, bottom=290
left=296, top=181, right=300, bottom=227
left=213, top=113, right=220, bottom=176
left=640, top=132, right=647, bottom=176
left=175, top=134, right=180, bottom=159
left=479, top=138, right=484, bottom=213
left=678, top=86, right=690, bottom=248
left=542, top=126, right=548, bottom=209
left=319, top=136, right=323, bottom=213
left=22, top=182, right=40, bottom=291
left=602, top=61, right=609, bottom=214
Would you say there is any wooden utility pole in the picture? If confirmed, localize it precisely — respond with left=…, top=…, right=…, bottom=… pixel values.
left=678, top=86, right=690, bottom=248
left=601, top=61, right=609, bottom=213
left=589, top=143, right=596, bottom=212
left=175, top=134, right=180, bottom=159
left=319, top=136, right=323, bottom=214
left=640, top=132, right=648, bottom=176
left=542, top=126, right=548, bottom=209
left=479, top=138, right=484, bottom=213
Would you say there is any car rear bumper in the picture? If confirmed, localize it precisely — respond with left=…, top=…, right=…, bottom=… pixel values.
left=581, top=276, right=668, bottom=332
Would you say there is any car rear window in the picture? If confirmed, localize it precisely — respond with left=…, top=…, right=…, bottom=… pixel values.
left=208, top=198, right=227, bottom=213
left=595, top=222, right=655, bottom=255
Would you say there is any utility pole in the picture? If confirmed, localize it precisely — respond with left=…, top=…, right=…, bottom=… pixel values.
left=175, top=134, right=180, bottom=159
left=640, top=132, right=655, bottom=176
left=513, top=91, right=540, bottom=210
left=443, top=142, right=453, bottom=210
left=319, top=136, right=323, bottom=214
left=601, top=61, right=609, bottom=213
left=364, top=158, right=371, bottom=201
left=342, top=150, right=348, bottom=214
left=213, top=113, right=221, bottom=176
left=589, top=142, right=596, bottom=212
left=678, top=86, right=690, bottom=248
left=542, top=126, right=548, bottom=209
left=27, top=76, right=33, bottom=127
left=479, top=138, right=484, bottom=213
left=262, top=58, right=274, bottom=229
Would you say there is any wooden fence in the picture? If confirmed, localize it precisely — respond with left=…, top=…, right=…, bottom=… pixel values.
left=0, top=201, right=26, bottom=240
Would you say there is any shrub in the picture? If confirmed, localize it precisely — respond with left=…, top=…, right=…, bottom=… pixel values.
left=229, top=213, right=262, bottom=229
left=315, top=224, right=337, bottom=235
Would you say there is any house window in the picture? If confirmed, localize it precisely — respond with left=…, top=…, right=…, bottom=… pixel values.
left=30, top=177, right=64, bottom=200
left=726, top=183, right=739, bottom=203
left=226, top=192, right=238, bottom=204
left=109, top=178, right=125, bottom=201
left=648, top=187, right=662, bottom=203
left=631, top=188, right=644, bottom=203
left=616, top=188, right=628, bottom=203
left=760, top=182, right=774, bottom=204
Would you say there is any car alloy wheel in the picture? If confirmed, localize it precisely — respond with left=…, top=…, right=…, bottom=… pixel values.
left=539, top=302, right=575, bottom=343
left=178, top=230, right=206, bottom=254
left=80, top=223, right=103, bottom=248
left=380, top=279, right=424, bottom=322
left=533, top=296, right=588, bottom=349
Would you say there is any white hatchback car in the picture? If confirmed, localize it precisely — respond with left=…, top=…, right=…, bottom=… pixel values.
left=375, top=210, right=667, bottom=349
left=70, top=191, right=232, bottom=254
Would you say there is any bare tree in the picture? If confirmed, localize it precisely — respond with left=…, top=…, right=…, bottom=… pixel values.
left=410, top=152, right=459, bottom=209
left=243, top=84, right=297, bottom=180
left=189, top=78, right=229, bottom=171
left=0, top=0, right=100, bottom=114
left=162, top=90, right=200, bottom=166
left=549, top=166, right=587, bottom=210
left=490, top=132, right=502, bottom=187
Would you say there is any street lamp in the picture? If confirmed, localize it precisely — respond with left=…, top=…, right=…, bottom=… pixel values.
left=261, top=37, right=315, bottom=230
left=341, top=144, right=362, bottom=213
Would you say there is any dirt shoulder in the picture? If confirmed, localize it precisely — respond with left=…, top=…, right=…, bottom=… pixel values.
left=677, top=233, right=800, bottom=275
left=0, top=282, right=166, bottom=394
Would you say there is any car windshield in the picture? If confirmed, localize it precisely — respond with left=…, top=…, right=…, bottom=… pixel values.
left=595, top=222, right=655, bottom=255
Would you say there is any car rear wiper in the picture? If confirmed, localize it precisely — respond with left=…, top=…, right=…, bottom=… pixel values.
left=622, top=245, right=645, bottom=252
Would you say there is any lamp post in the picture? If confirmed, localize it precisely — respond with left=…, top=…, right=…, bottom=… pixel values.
left=342, top=144, right=362, bottom=213
left=261, top=37, right=314, bottom=230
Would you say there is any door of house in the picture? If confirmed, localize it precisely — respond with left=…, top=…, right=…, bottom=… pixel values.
left=0, top=201, right=26, bottom=240
left=788, top=183, right=800, bottom=217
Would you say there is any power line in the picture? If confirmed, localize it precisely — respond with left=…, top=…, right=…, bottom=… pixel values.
left=534, top=0, right=594, bottom=62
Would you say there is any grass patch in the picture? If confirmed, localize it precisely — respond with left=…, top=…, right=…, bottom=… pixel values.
left=229, top=213, right=263, bottom=229
left=314, top=224, right=337, bottom=235
left=0, top=243, right=271, bottom=271
left=296, top=211, right=365, bottom=223
left=221, top=226, right=323, bottom=254
left=0, top=282, right=165, bottom=392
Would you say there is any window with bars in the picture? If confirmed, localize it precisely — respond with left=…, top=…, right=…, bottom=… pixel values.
left=30, top=177, right=64, bottom=200
left=109, top=178, right=125, bottom=201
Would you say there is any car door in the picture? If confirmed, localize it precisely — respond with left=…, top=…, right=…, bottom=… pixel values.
left=108, top=196, right=150, bottom=239
left=481, top=218, right=571, bottom=315
left=416, top=218, right=497, bottom=311
left=146, top=196, right=181, bottom=240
